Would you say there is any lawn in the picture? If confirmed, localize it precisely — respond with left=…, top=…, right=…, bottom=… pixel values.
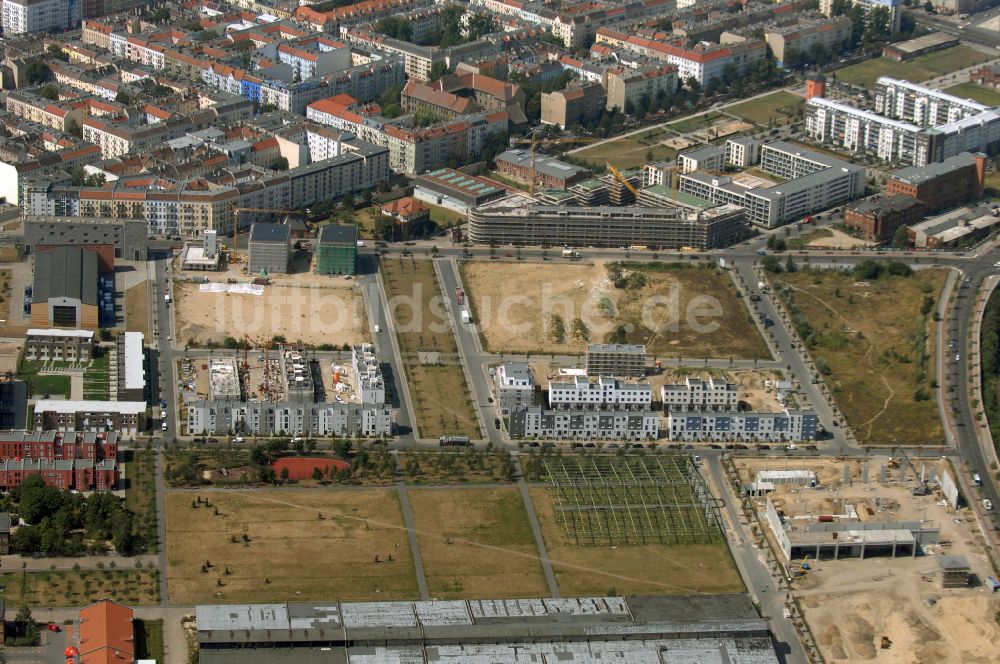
left=727, top=91, right=803, bottom=126
left=125, top=282, right=149, bottom=337
left=165, top=489, right=418, bottom=603
left=945, top=81, right=1000, bottom=106
left=82, top=352, right=110, bottom=400
left=408, top=488, right=549, bottom=599
left=529, top=488, right=743, bottom=596
left=426, top=202, right=466, bottom=228
left=570, top=126, right=678, bottom=170
left=351, top=207, right=379, bottom=239
left=667, top=111, right=724, bottom=134
left=835, top=46, right=994, bottom=88
left=122, top=449, right=158, bottom=553
left=460, top=260, right=770, bottom=359
left=774, top=267, right=948, bottom=446
left=381, top=257, right=480, bottom=439
left=16, top=359, right=71, bottom=398
left=135, top=619, right=164, bottom=663
left=0, top=569, right=160, bottom=606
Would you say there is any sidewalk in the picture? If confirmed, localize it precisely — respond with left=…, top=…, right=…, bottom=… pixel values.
left=1, top=554, right=159, bottom=571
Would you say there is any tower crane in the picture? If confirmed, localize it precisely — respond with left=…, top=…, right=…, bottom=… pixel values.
left=228, top=205, right=301, bottom=262
left=606, top=162, right=641, bottom=199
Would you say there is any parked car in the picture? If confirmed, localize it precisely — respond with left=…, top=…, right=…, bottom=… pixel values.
left=232, top=437, right=245, bottom=444
left=46, top=623, right=61, bottom=632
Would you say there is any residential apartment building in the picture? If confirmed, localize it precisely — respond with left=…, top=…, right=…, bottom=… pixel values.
left=468, top=202, right=749, bottom=248
left=1, top=0, right=80, bottom=35
left=33, top=400, right=146, bottom=435
left=764, top=17, right=853, bottom=68
left=666, top=409, right=819, bottom=442
left=509, top=407, right=660, bottom=440
left=595, top=28, right=767, bottom=85
left=402, top=80, right=479, bottom=119
left=726, top=137, right=760, bottom=168
left=541, top=83, right=606, bottom=128
left=843, top=194, right=927, bottom=241
left=4, top=92, right=87, bottom=134
left=875, top=77, right=993, bottom=128
left=494, top=363, right=535, bottom=414
left=248, top=223, right=291, bottom=275
left=114, top=331, right=144, bottom=402
left=605, top=64, right=678, bottom=112
left=24, top=216, right=148, bottom=261
left=0, top=430, right=118, bottom=462
left=24, top=329, right=94, bottom=362
left=679, top=141, right=865, bottom=228
left=660, top=377, right=739, bottom=413
left=585, top=343, right=646, bottom=377
left=885, top=152, right=986, bottom=213
left=679, top=145, right=725, bottom=174
left=548, top=376, right=652, bottom=410
left=0, top=458, right=118, bottom=491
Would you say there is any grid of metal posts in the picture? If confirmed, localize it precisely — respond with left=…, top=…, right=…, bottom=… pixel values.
left=541, top=455, right=724, bottom=546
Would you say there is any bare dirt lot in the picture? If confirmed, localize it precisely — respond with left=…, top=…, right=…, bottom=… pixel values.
left=734, top=457, right=1000, bottom=664
left=530, top=488, right=743, bottom=596
left=173, top=273, right=368, bottom=347
left=165, top=489, right=418, bottom=603
left=408, top=487, right=549, bottom=599
left=461, top=260, right=769, bottom=359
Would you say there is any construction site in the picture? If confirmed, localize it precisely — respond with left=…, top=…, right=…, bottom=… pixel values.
left=732, top=455, right=1000, bottom=663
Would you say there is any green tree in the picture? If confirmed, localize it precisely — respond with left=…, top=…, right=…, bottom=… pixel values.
left=466, top=13, right=498, bottom=41
left=270, top=156, right=289, bottom=171
left=116, top=89, right=132, bottom=105
left=25, top=61, right=52, bottom=85
left=429, top=61, right=449, bottom=82
left=47, top=44, right=69, bottom=62
left=923, top=0, right=933, bottom=11
left=38, top=84, right=59, bottom=100
left=152, top=7, right=170, bottom=23
left=891, top=224, right=911, bottom=248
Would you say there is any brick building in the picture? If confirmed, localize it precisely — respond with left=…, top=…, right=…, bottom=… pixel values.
left=885, top=152, right=986, bottom=213
left=495, top=149, right=591, bottom=190
left=0, top=430, right=119, bottom=490
left=79, top=599, right=135, bottom=664
left=844, top=195, right=926, bottom=241
left=32, top=401, right=146, bottom=436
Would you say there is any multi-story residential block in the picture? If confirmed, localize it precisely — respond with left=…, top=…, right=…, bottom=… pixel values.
left=494, top=363, right=535, bottom=414
left=666, top=409, right=818, bottom=442
left=605, top=64, right=678, bottom=112
left=585, top=343, right=646, bottom=377
left=679, top=141, right=865, bottom=228
left=4, top=92, right=87, bottom=134
left=114, top=331, right=144, bottom=402
left=548, top=376, right=652, bottom=410
left=875, top=77, right=993, bottom=128
left=25, top=329, right=95, bottom=362
left=885, top=152, right=985, bottom=213
left=541, top=83, right=606, bottom=128
left=510, top=407, right=660, bottom=440
left=679, top=145, right=725, bottom=174
left=819, top=0, right=901, bottom=34
left=724, top=137, right=759, bottom=168
left=764, top=17, right=852, bottom=68
left=33, top=400, right=146, bottom=435
left=843, top=194, right=927, bottom=241
left=468, top=202, right=749, bottom=248
left=660, top=377, right=739, bottom=413
left=0, top=458, right=118, bottom=491
left=402, top=80, right=479, bottom=118
left=2, top=0, right=80, bottom=35
left=0, top=430, right=118, bottom=462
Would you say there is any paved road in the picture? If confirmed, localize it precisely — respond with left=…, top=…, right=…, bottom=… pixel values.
left=705, top=456, right=806, bottom=664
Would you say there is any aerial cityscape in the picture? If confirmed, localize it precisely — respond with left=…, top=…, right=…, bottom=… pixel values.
left=1, top=0, right=1000, bottom=662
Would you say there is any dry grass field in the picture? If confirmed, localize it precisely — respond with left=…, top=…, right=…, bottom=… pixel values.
left=529, top=488, right=743, bottom=596
left=173, top=275, right=368, bottom=347
left=381, top=257, right=480, bottom=439
left=408, top=488, right=549, bottom=599
left=165, top=490, right=418, bottom=603
left=775, top=268, right=947, bottom=445
left=461, top=261, right=769, bottom=359
left=125, top=282, right=149, bottom=337
left=0, top=570, right=160, bottom=606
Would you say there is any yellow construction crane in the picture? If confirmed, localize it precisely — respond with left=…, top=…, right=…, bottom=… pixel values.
left=606, top=162, right=641, bottom=198
left=509, top=134, right=602, bottom=195
left=229, top=205, right=299, bottom=262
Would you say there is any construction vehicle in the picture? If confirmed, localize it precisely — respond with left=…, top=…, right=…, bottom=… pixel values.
left=508, top=133, right=602, bottom=195
left=229, top=206, right=300, bottom=262
left=562, top=248, right=581, bottom=259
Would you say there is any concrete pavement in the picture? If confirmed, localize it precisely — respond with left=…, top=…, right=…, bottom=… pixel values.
left=394, top=480, right=430, bottom=600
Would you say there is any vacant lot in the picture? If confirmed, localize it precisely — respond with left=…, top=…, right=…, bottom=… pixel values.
left=174, top=274, right=367, bottom=347
left=571, top=127, right=678, bottom=170
left=461, top=261, right=769, bottom=359
left=125, top=282, right=149, bottom=337
left=836, top=46, right=993, bottom=88
left=409, top=488, right=548, bottom=599
left=775, top=267, right=947, bottom=445
left=0, top=570, right=160, bottom=606
left=530, top=488, right=742, bottom=596
left=165, top=489, right=418, bottom=603
left=727, top=91, right=803, bottom=126
left=945, top=81, right=1000, bottom=106
left=381, top=257, right=479, bottom=439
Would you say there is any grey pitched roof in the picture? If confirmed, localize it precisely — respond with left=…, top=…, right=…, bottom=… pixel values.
left=0, top=512, right=10, bottom=533
left=318, top=224, right=358, bottom=245
left=32, top=246, right=98, bottom=306
left=249, top=223, right=290, bottom=243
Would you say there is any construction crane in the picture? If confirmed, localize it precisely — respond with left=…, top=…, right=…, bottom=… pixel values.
left=606, top=163, right=641, bottom=198
left=508, top=134, right=602, bottom=195
left=229, top=206, right=300, bottom=262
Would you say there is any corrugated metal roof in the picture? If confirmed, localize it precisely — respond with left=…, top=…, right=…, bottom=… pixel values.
left=33, top=246, right=99, bottom=306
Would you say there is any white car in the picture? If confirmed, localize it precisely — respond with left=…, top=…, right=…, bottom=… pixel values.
left=161, top=422, right=168, bottom=431
left=161, top=410, right=167, bottom=419
left=374, top=324, right=381, bottom=333
left=786, top=444, right=798, bottom=451
left=233, top=436, right=245, bottom=444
